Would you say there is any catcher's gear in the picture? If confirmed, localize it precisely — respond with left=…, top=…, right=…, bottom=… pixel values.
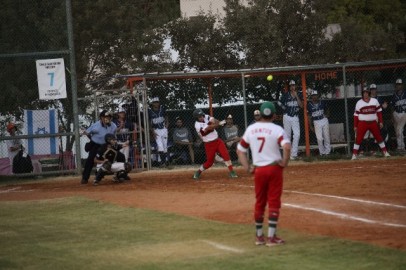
left=193, top=109, right=205, bottom=119
left=95, top=168, right=107, bottom=181
left=101, top=160, right=112, bottom=172
left=124, top=162, right=132, bottom=173
left=102, top=148, right=118, bottom=163
left=105, top=133, right=117, bottom=144
left=116, top=170, right=127, bottom=182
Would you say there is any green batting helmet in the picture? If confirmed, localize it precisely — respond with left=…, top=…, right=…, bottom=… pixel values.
left=260, top=101, right=276, bottom=117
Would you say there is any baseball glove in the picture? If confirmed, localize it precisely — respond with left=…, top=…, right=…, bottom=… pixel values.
left=101, top=160, right=112, bottom=172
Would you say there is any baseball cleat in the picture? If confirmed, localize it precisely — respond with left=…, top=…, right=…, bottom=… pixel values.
left=93, top=180, right=100, bottom=186
left=81, top=179, right=88, bottom=185
left=384, top=151, right=390, bottom=157
left=192, top=171, right=201, bottom=180
left=229, top=170, right=238, bottom=178
left=255, top=235, right=266, bottom=245
left=290, top=156, right=297, bottom=161
left=351, top=154, right=357, bottom=160
left=266, top=235, right=285, bottom=246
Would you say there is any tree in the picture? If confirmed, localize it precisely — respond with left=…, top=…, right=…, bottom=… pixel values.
left=164, top=13, right=241, bottom=71
left=0, top=0, right=180, bottom=150
left=222, top=0, right=329, bottom=67
left=323, top=0, right=405, bottom=61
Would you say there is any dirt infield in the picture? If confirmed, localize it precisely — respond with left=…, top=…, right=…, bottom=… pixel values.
left=1, top=158, right=405, bottom=250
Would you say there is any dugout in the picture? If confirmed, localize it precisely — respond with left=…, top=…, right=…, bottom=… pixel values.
left=122, top=59, right=406, bottom=168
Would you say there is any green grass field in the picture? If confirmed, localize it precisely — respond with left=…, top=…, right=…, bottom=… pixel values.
left=0, top=197, right=405, bottom=270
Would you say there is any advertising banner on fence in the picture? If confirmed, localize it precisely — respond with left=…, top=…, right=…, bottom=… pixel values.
left=24, top=110, right=58, bottom=155
left=36, top=58, right=67, bottom=100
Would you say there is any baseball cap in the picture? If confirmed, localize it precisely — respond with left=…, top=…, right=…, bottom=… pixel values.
left=226, top=114, right=233, bottom=119
left=151, top=97, right=160, bottom=103
left=260, top=101, right=276, bottom=116
left=311, top=90, right=318, bottom=96
left=289, top=80, right=296, bottom=86
left=369, top=84, right=377, bottom=89
left=99, top=110, right=112, bottom=117
left=254, top=110, right=260, bottom=116
left=396, top=78, right=403, bottom=84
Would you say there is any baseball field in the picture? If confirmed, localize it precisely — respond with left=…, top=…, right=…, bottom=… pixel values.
left=0, top=157, right=405, bottom=269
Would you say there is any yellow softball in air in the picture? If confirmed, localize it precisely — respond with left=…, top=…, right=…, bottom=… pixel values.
left=267, top=75, right=273, bottom=81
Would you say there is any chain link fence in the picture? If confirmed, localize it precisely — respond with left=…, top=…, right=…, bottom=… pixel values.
left=1, top=58, right=405, bottom=176
left=1, top=1, right=406, bottom=177
left=124, top=60, right=406, bottom=169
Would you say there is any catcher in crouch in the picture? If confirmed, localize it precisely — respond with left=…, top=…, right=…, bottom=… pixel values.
left=93, top=133, right=132, bottom=186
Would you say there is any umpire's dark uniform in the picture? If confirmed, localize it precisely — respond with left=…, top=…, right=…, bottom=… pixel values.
left=81, top=111, right=117, bottom=184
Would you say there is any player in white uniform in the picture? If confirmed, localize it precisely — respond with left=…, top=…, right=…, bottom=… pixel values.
left=237, top=101, right=291, bottom=246
left=391, top=78, right=406, bottom=151
left=277, top=80, right=303, bottom=160
left=307, top=90, right=331, bottom=156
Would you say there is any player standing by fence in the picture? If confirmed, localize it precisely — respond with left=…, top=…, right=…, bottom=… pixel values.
left=277, top=80, right=303, bottom=160
left=148, top=97, right=169, bottom=167
left=352, top=88, right=390, bottom=160
left=391, top=79, right=406, bottom=152
left=307, top=90, right=331, bottom=156
left=237, top=101, right=291, bottom=246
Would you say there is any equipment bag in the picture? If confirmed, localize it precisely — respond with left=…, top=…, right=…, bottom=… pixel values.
left=12, top=150, right=34, bottom=174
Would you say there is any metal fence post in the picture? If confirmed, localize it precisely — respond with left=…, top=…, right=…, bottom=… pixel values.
left=343, top=65, right=351, bottom=155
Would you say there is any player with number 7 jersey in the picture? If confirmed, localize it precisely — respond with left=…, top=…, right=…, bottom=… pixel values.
left=237, top=101, right=291, bottom=247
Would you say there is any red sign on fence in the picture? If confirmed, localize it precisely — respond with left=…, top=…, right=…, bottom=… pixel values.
left=314, top=71, right=337, bottom=80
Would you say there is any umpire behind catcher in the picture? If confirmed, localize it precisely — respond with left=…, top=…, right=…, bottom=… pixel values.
left=81, top=110, right=117, bottom=184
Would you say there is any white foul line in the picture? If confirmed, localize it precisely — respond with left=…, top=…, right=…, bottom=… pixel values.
left=0, top=187, right=21, bottom=194
left=200, top=182, right=406, bottom=209
left=201, top=240, right=244, bottom=254
left=284, top=190, right=406, bottom=209
left=284, top=203, right=406, bottom=228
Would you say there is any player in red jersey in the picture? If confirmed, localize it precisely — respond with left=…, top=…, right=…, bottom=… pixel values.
left=352, top=87, right=390, bottom=160
left=237, top=101, right=291, bottom=247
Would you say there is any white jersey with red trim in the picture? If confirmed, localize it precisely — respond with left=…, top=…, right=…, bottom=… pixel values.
left=354, top=98, right=381, bottom=121
left=195, top=114, right=218, bottom=142
left=237, top=122, right=290, bottom=166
